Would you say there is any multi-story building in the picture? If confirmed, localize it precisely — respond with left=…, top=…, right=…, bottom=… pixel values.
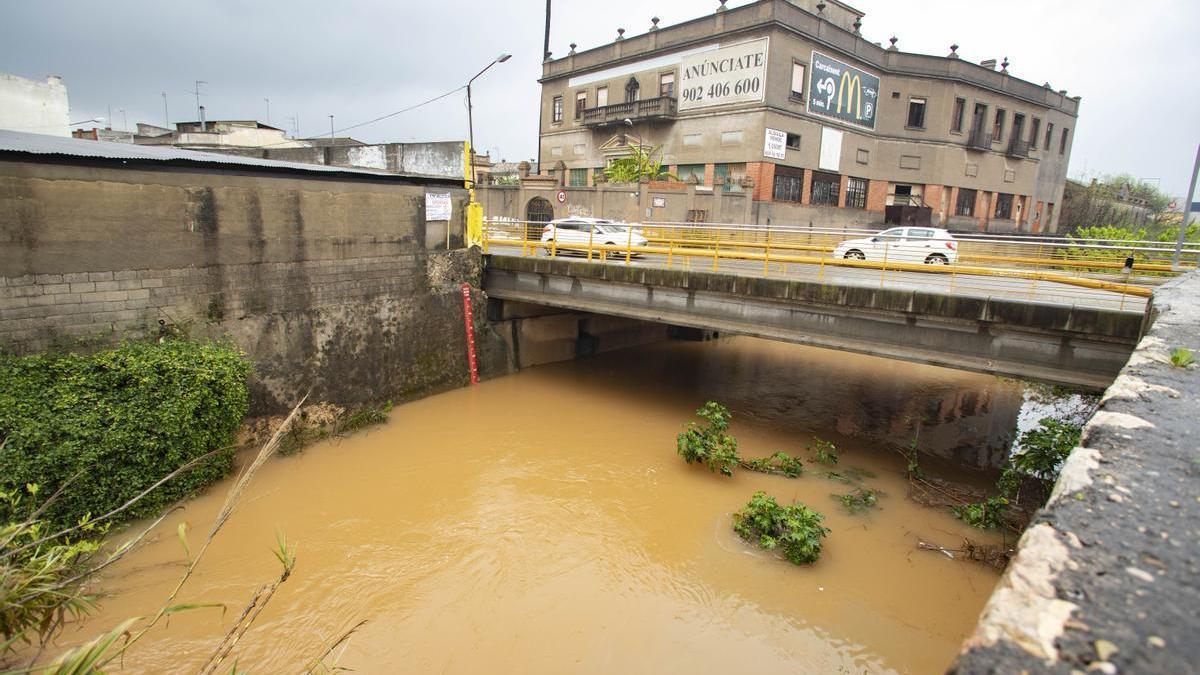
left=537, top=0, right=1079, bottom=233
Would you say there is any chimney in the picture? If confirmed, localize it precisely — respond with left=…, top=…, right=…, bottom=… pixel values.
left=199, top=105, right=207, bottom=132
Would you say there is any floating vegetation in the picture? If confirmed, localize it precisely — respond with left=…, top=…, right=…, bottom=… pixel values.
left=837, top=488, right=880, bottom=514
left=811, top=438, right=838, bottom=465
left=676, top=402, right=804, bottom=478
left=917, top=537, right=1014, bottom=571
left=733, top=491, right=829, bottom=565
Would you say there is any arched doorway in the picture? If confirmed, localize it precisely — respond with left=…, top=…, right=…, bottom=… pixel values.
left=525, top=196, right=554, bottom=241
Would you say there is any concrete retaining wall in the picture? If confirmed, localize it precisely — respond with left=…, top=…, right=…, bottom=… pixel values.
left=0, top=158, right=510, bottom=413
left=952, top=271, right=1200, bottom=674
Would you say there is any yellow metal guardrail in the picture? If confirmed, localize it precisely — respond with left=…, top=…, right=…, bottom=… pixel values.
left=482, top=219, right=1198, bottom=310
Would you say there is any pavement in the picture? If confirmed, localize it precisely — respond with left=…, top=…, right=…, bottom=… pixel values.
left=485, top=243, right=1148, bottom=314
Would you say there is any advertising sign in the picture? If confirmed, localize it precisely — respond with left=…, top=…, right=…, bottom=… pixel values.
left=807, top=51, right=880, bottom=130
left=425, top=192, right=452, bottom=221
left=763, top=128, right=787, bottom=160
left=678, top=38, right=768, bottom=111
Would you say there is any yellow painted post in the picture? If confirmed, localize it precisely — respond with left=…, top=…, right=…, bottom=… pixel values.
left=625, top=224, right=633, bottom=265
left=818, top=256, right=826, bottom=283
left=551, top=225, right=558, bottom=257
left=880, top=241, right=890, bottom=288
left=667, top=237, right=674, bottom=268
left=587, top=224, right=595, bottom=262
left=763, top=229, right=771, bottom=277
left=712, top=239, right=720, bottom=272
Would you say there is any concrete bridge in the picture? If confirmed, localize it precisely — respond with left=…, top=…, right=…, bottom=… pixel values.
left=482, top=254, right=1146, bottom=390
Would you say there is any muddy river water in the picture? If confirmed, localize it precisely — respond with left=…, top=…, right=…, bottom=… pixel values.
left=52, top=337, right=1020, bottom=673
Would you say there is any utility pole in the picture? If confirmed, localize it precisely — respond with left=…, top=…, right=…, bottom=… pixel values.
left=162, top=91, right=168, bottom=127
left=537, top=0, right=551, bottom=173
left=1173, top=143, right=1200, bottom=269
left=328, top=115, right=335, bottom=141
left=286, top=115, right=298, bottom=139
left=264, top=98, right=270, bottom=124
left=192, top=80, right=208, bottom=131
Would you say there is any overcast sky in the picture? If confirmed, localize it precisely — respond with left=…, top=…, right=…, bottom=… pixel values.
left=2, top=0, right=1197, bottom=200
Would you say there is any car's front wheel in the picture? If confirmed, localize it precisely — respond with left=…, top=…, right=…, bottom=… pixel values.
left=843, top=250, right=866, bottom=260
left=924, top=254, right=949, bottom=265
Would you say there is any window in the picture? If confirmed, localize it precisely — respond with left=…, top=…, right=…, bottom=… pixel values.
left=845, top=177, right=868, bottom=209
left=659, top=72, right=675, bottom=98
left=992, top=108, right=1006, bottom=142
left=1011, top=113, right=1025, bottom=146
left=951, top=97, right=965, bottom=133
left=906, top=97, right=927, bottom=129
left=552, top=96, right=563, bottom=123
left=995, top=192, right=1014, bottom=219
left=596, top=86, right=608, bottom=108
left=686, top=209, right=708, bottom=223
left=720, top=130, right=744, bottom=145
left=955, top=188, right=976, bottom=216
left=715, top=163, right=747, bottom=192
left=575, top=91, right=587, bottom=119
left=908, top=228, right=935, bottom=239
left=569, top=168, right=588, bottom=186
left=810, top=171, right=840, bottom=206
left=1045, top=122, right=1054, bottom=150
left=786, top=133, right=801, bottom=150
left=1059, top=127, right=1069, bottom=154
left=773, top=167, right=804, bottom=202
left=677, top=164, right=705, bottom=184
left=624, top=76, right=640, bottom=103
left=790, top=62, right=806, bottom=100
left=1029, top=118, right=1041, bottom=150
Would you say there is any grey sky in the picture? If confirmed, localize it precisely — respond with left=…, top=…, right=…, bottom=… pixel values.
left=2, top=0, right=1196, bottom=200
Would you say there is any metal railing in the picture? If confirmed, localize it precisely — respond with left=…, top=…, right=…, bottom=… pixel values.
left=581, top=97, right=678, bottom=127
left=482, top=218, right=1200, bottom=312
left=966, top=128, right=992, bottom=151
left=1006, top=139, right=1031, bottom=158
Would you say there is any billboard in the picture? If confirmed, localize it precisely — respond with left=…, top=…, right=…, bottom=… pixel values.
left=807, top=51, right=880, bottom=130
left=678, top=38, right=769, bottom=111
left=763, top=128, right=787, bottom=159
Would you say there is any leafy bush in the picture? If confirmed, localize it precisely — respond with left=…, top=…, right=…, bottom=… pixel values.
left=677, top=402, right=740, bottom=476
left=953, top=496, right=1009, bottom=530
left=0, top=340, right=251, bottom=530
left=733, top=491, right=829, bottom=565
left=812, top=438, right=838, bottom=465
left=1011, top=418, right=1081, bottom=481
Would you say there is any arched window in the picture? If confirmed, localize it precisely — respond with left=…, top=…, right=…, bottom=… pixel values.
left=624, top=76, right=640, bottom=103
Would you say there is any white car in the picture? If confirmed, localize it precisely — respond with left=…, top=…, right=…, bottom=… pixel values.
left=541, top=217, right=649, bottom=255
left=832, top=227, right=959, bottom=265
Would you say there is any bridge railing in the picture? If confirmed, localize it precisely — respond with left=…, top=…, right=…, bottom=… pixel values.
left=482, top=218, right=1200, bottom=312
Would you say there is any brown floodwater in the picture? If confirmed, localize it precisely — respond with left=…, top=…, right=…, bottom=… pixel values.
left=47, top=337, right=1013, bottom=673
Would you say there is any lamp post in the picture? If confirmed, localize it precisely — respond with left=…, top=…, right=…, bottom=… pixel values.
left=465, top=52, right=511, bottom=247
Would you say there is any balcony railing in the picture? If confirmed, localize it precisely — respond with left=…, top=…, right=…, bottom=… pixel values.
left=1006, top=139, right=1031, bottom=158
left=966, top=128, right=993, bottom=151
left=581, top=96, right=678, bottom=127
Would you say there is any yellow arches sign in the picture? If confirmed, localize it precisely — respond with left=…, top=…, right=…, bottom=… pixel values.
left=808, top=51, right=879, bottom=129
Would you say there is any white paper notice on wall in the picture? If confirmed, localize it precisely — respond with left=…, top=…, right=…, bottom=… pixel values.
left=819, top=127, right=843, bottom=171
left=425, top=192, right=452, bottom=221
left=763, top=128, right=787, bottom=160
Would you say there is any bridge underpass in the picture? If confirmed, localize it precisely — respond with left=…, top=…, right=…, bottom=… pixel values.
left=482, top=254, right=1146, bottom=390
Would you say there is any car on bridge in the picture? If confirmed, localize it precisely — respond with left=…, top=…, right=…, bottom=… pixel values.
left=832, top=227, right=959, bottom=265
left=541, top=217, right=649, bottom=256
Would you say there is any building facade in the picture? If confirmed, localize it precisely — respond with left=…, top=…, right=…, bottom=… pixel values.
left=0, top=72, right=70, bottom=138
left=538, top=0, right=1079, bottom=233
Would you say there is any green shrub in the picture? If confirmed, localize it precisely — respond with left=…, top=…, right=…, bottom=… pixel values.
left=742, top=452, right=805, bottom=478
left=733, top=491, right=829, bottom=565
left=837, top=488, right=879, bottom=514
left=1171, top=347, right=1195, bottom=368
left=677, top=401, right=740, bottom=476
left=0, top=340, right=251, bottom=530
left=812, top=438, right=838, bottom=465
left=953, top=496, right=1009, bottom=530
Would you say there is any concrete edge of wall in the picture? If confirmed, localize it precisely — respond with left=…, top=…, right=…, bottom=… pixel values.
left=950, top=271, right=1200, bottom=674
left=485, top=254, right=1143, bottom=341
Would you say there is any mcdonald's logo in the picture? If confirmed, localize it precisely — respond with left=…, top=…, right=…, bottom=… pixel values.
left=837, top=71, right=862, bottom=118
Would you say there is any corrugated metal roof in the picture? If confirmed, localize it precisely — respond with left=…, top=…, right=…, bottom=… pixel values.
left=0, top=129, right=460, bottom=183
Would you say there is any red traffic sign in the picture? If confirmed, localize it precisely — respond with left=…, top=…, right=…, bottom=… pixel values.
left=556, top=189, right=567, bottom=204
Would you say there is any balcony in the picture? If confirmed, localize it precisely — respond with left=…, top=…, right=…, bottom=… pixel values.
left=581, top=96, right=677, bottom=128
left=966, top=128, right=993, bottom=151
left=1006, top=139, right=1031, bottom=158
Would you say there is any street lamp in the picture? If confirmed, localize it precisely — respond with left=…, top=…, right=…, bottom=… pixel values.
left=465, top=52, right=511, bottom=249
left=467, top=53, right=511, bottom=188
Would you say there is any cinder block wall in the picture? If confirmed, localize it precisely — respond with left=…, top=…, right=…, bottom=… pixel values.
left=0, top=160, right=510, bottom=413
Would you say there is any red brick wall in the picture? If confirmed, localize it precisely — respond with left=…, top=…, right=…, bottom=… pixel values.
left=800, top=169, right=812, bottom=205
left=924, top=184, right=944, bottom=222
left=745, top=162, right=776, bottom=202
left=975, top=191, right=989, bottom=231
left=703, top=163, right=715, bottom=187
left=1032, top=200, right=1045, bottom=233
left=837, top=175, right=849, bottom=208
left=866, top=179, right=888, bottom=212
